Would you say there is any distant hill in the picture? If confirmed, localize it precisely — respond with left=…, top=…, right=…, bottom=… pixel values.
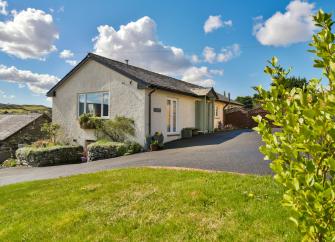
left=0, top=103, right=51, bottom=116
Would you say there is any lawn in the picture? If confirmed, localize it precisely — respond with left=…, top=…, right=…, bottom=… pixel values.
left=0, top=168, right=299, bottom=241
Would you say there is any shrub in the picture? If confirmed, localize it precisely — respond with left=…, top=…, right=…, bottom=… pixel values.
left=96, top=116, right=135, bottom=142
left=125, top=141, right=142, bottom=155
left=16, top=145, right=83, bottom=167
left=87, top=140, right=142, bottom=161
left=1, top=159, right=17, bottom=167
left=41, top=122, right=60, bottom=143
left=79, top=113, right=101, bottom=129
left=31, top=139, right=57, bottom=148
left=254, top=10, right=335, bottom=241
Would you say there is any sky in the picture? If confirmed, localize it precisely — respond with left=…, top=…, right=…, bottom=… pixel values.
left=0, top=0, right=334, bottom=106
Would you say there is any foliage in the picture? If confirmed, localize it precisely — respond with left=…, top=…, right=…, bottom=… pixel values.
left=280, top=76, right=308, bottom=90
left=150, top=132, right=164, bottom=147
left=87, top=140, right=141, bottom=161
left=0, top=168, right=299, bottom=241
left=31, top=139, right=58, bottom=148
left=235, top=96, right=254, bottom=108
left=16, top=145, right=83, bottom=167
left=96, top=116, right=135, bottom=142
left=41, top=122, right=60, bottom=143
left=1, top=159, right=17, bottom=167
left=253, top=10, right=335, bottom=241
left=79, top=113, right=101, bottom=129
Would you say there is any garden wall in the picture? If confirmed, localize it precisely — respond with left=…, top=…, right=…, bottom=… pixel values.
left=16, top=145, right=83, bottom=167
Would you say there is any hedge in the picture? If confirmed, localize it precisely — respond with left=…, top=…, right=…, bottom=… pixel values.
left=16, top=145, right=83, bottom=167
left=87, top=140, right=142, bottom=161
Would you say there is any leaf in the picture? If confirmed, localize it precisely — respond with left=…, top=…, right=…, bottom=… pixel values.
left=292, top=178, right=300, bottom=191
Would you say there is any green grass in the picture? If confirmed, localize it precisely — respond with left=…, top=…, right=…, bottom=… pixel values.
left=0, top=168, right=299, bottom=241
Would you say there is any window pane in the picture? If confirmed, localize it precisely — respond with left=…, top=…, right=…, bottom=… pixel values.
left=166, top=100, right=171, bottom=132
left=78, top=94, right=85, bottom=116
left=86, top=93, right=102, bottom=117
left=103, top=93, right=109, bottom=117
left=173, top=100, right=176, bottom=132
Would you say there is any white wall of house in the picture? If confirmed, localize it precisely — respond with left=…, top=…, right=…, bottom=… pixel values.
left=147, top=89, right=197, bottom=143
left=52, top=59, right=147, bottom=146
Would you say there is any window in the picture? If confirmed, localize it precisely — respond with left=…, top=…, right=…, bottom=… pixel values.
left=166, top=98, right=177, bottom=133
left=77, top=92, right=109, bottom=118
left=215, top=105, right=219, bottom=117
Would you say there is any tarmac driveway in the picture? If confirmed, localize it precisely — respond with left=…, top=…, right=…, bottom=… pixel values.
left=0, top=129, right=271, bottom=186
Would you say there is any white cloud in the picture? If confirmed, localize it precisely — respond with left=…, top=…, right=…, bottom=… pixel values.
left=0, top=0, right=7, bottom=15
left=65, top=60, right=77, bottom=66
left=0, top=8, right=59, bottom=59
left=203, top=44, right=241, bottom=63
left=182, top=66, right=215, bottom=87
left=217, top=44, right=241, bottom=62
left=93, top=16, right=191, bottom=75
left=210, top=69, right=224, bottom=76
left=191, top=54, right=200, bottom=64
left=253, top=0, right=316, bottom=46
left=59, top=49, right=74, bottom=59
left=203, top=46, right=216, bottom=63
left=204, top=15, right=232, bottom=33
left=0, top=89, right=14, bottom=99
left=0, top=65, right=59, bottom=94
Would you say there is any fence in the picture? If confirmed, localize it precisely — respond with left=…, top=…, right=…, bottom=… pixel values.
left=224, top=107, right=268, bottom=129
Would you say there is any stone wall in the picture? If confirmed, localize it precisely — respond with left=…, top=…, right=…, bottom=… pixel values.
left=16, top=145, right=83, bottom=167
left=0, top=114, right=51, bottom=163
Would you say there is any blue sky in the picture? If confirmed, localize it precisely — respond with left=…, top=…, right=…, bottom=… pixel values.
left=0, top=0, right=333, bottom=106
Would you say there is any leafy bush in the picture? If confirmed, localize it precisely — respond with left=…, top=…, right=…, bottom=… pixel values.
left=87, top=140, right=142, bottom=161
left=41, top=122, right=60, bottom=143
left=254, top=10, right=335, bottom=241
left=96, top=116, right=135, bottom=142
left=1, top=159, right=17, bottom=167
left=79, top=113, right=102, bottom=129
left=16, top=145, right=83, bottom=167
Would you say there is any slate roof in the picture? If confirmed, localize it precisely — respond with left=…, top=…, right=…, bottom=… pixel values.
left=0, top=113, right=43, bottom=141
left=216, top=93, right=243, bottom=106
left=47, top=53, right=242, bottom=106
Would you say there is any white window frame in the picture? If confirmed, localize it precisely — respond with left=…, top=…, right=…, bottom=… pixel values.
left=166, top=98, right=178, bottom=134
left=77, top=92, right=110, bottom=118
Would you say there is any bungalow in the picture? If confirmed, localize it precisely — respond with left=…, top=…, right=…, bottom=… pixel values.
left=47, top=53, right=242, bottom=147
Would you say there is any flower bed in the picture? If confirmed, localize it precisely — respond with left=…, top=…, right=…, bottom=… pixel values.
left=16, top=145, right=83, bottom=167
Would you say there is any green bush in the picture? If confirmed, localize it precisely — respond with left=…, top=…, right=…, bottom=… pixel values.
left=96, top=116, right=135, bottom=142
left=1, top=159, right=17, bottom=167
left=16, top=145, right=83, bottom=167
left=79, top=113, right=101, bottom=129
left=41, top=122, right=60, bottom=143
left=87, top=140, right=142, bottom=161
left=254, top=10, right=335, bottom=241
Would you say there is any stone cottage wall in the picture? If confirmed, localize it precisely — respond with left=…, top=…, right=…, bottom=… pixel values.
left=0, top=114, right=51, bottom=162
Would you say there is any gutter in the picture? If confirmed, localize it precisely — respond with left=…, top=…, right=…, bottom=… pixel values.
left=148, top=88, right=156, bottom=136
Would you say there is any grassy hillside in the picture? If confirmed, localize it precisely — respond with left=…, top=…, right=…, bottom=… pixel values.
left=0, top=103, right=51, bottom=115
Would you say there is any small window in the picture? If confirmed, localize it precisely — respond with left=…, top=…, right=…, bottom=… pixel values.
left=77, top=92, right=109, bottom=118
left=215, top=106, right=219, bottom=117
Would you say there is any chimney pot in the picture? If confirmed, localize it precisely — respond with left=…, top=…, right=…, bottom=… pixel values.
left=125, top=59, right=129, bottom=65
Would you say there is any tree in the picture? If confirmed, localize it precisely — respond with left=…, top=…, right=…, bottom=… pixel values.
left=281, top=76, right=308, bottom=90
left=254, top=10, right=335, bottom=241
left=41, top=122, right=60, bottom=143
left=235, top=96, right=254, bottom=108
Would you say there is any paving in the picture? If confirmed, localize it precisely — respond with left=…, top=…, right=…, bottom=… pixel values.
left=0, top=129, right=271, bottom=186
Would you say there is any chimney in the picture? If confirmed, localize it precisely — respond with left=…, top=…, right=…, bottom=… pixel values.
left=228, top=92, right=231, bottom=101
left=223, top=91, right=226, bottom=97
left=125, top=59, right=129, bottom=65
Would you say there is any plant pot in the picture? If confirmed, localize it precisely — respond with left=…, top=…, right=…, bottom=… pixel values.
left=150, top=144, right=159, bottom=151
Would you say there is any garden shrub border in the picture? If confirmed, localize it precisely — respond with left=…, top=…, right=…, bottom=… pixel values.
left=16, top=145, right=83, bottom=167
left=87, top=140, right=142, bottom=161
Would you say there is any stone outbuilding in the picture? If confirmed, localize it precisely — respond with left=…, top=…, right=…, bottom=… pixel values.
left=0, top=113, right=51, bottom=163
